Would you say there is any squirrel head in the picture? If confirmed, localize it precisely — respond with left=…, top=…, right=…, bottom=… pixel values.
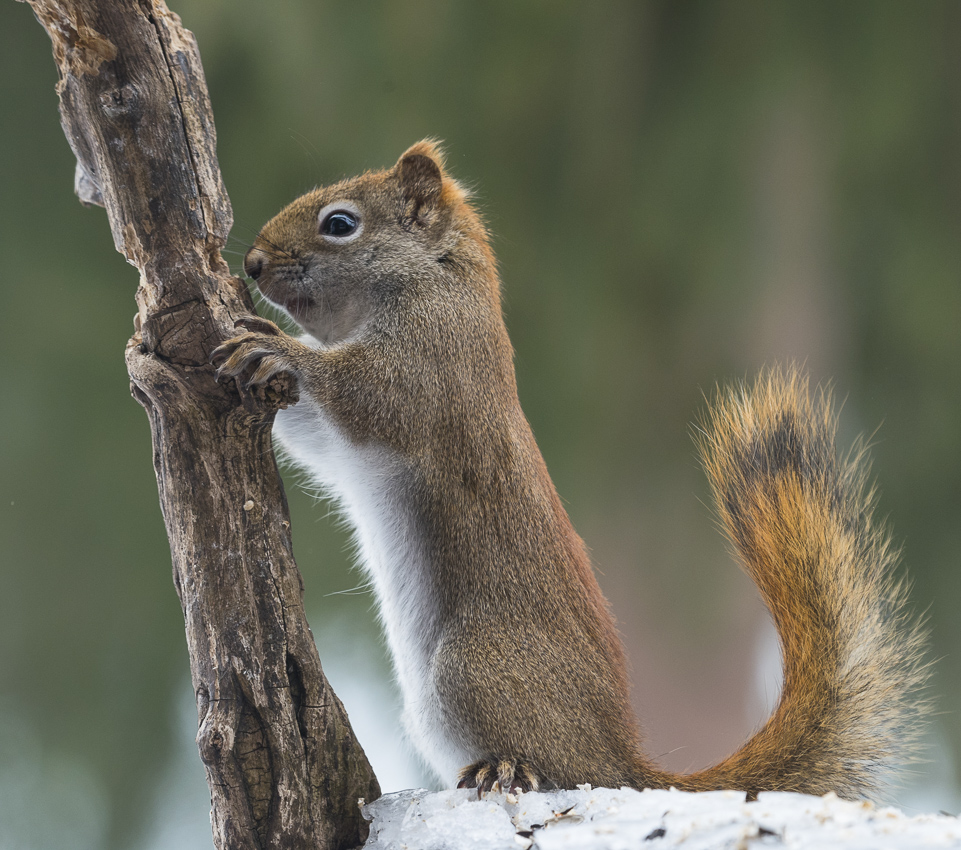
left=244, top=140, right=497, bottom=345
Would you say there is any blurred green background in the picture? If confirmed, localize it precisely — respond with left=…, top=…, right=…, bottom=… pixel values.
left=2, top=1, right=960, bottom=847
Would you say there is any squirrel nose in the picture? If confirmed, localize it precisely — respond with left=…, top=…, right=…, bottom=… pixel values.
left=244, top=248, right=265, bottom=281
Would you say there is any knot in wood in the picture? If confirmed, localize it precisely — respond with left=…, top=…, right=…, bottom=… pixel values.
left=99, top=82, right=139, bottom=117
left=198, top=721, right=233, bottom=767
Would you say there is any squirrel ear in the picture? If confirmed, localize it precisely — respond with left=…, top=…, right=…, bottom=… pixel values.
left=397, top=141, right=445, bottom=220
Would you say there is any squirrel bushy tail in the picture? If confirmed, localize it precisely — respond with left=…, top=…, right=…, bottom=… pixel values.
left=665, top=367, right=929, bottom=799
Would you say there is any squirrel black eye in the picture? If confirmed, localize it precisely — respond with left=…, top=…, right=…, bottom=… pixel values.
left=320, top=210, right=359, bottom=238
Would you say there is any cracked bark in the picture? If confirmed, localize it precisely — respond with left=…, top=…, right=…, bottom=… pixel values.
left=21, top=1, right=381, bottom=847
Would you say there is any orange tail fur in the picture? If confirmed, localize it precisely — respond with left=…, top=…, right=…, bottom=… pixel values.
left=666, top=368, right=929, bottom=799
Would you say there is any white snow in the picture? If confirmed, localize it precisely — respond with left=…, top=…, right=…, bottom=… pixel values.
left=362, top=786, right=961, bottom=850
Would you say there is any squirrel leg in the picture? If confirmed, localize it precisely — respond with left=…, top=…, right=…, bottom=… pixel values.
left=456, top=758, right=542, bottom=796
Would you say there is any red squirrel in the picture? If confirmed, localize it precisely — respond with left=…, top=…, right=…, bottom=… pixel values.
left=214, top=141, right=928, bottom=799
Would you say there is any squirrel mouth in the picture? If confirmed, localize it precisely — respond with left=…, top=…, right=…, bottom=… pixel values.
left=284, top=295, right=314, bottom=313
left=275, top=293, right=315, bottom=316
left=253, top=276, right=315, bottom=317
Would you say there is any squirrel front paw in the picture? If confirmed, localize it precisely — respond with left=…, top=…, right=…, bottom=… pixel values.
left=212, top=318, right=295, bottom=387
left=457, top=758, right=542, bottom=796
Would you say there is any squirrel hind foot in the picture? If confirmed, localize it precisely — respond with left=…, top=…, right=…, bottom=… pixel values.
left=457, top=758, right=541, bottom=797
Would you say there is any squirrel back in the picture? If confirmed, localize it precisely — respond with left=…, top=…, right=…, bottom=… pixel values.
left=219, top=142, right=929, bottom=799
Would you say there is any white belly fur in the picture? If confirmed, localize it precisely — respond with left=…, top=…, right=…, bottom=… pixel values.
left=273, top=393, right=472, bottom=784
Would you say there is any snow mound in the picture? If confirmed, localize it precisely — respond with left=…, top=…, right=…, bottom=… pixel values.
left=362, top=785, right=961, bottom=849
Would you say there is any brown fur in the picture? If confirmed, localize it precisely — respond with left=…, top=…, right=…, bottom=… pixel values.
left=214, top=143, right=928, bottom=799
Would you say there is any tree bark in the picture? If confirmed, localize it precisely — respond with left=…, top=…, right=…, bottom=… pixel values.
left=21, top=1, right=381, bottom=847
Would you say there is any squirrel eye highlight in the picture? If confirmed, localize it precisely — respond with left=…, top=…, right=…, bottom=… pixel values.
left=320, top=210, right=360, bottom=238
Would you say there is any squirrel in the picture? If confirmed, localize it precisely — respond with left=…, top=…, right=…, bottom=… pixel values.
left=213, top=140, right=929, bottom=800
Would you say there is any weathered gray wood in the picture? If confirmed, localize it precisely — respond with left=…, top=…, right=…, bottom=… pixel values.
left=21, top=2, right=380, bottom=847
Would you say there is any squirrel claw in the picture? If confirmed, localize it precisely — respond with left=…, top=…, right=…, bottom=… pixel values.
left=457, top=758, right=541, bottom=797
left=210, top=336, right=251, bottom=373
left=211, top=332, right=292, bottom=387
left=234, top=315, right=282, bottom=335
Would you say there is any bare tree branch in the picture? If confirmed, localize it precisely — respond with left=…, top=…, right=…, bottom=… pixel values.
left=20, top=1, right=381, bottom=847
